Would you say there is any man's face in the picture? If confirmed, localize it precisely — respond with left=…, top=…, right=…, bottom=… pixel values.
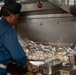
left=10, top=13, right=19, bottom=26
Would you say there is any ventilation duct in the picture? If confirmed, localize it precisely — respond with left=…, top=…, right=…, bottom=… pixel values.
left=0, top=0, right=71, bottom=14
left=48, top=0, right=76, bottom=16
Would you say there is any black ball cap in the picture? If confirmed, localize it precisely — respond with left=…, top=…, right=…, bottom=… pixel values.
left=2, top=1, right=22, bottom=14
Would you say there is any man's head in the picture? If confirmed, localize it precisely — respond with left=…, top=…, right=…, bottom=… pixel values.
left=1, top=0, right=22, bottom=26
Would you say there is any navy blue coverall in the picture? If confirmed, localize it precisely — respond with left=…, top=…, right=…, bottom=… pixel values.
left=0, top=17, right=28, bottom=75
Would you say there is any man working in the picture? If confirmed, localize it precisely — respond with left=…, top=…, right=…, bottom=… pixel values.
left=0, top=0, right=38, bottom=75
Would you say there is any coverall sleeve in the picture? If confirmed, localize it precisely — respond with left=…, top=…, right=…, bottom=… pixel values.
left=1, top=28, right=28, bottom=66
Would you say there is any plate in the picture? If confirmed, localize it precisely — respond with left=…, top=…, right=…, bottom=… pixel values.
left=30, top=61, right=44, bottom=66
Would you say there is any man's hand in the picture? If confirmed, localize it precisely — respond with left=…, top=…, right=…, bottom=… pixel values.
left=25, top=61, right=39, bottom=72
left=31, top=65, right=39, bottom=72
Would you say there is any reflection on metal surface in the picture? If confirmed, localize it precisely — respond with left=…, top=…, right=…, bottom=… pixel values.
left=17, top=14, right=76, bottom=45
left=48, top=0, right=76, bottom=16
left=25, top=13, right=73, bottom=19
left=42, top=61, right=62, bottom=75
left=21, top=2, right=65, bottom=12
